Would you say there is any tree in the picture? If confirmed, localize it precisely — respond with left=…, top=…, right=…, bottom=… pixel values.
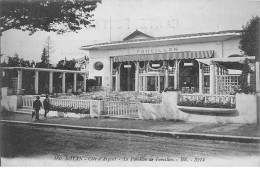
left=0, top=0, right=101, bottom=35
left=239, top=16, right=260, bottom=60
left=43, top=36, right=55, bottom=67
left=36, top=47, right=52, bottom=68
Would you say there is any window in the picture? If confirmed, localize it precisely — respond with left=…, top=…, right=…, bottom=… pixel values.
left=94, top=61, right=103, bottom=71
left=94, top=76, right=102, bottom=86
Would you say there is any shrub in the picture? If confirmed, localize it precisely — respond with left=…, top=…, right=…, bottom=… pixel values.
left=178, top=98, right=236, bottom=109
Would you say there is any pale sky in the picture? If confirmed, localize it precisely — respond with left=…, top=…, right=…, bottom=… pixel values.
left=1, top=0, right=260, bottom=64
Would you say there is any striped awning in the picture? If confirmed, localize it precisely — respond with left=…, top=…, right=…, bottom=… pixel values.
left=113, top=50, right=214, bottom=62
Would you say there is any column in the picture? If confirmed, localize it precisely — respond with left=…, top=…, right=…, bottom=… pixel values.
left=34, top=71, right=39, bottom=94
left=62, top=72, right=66, bottom=93
left=165, top=70, right=169, bottom=89
left=83, top=73, right=87, bottom=92
left=110, top=58, right=113, bottom=91
left=247, top=73, right=251, bottom=86
left=127, top=62, right=131, bottom=91
left=73, top=73, right=77, bottom=92
left=115, top=70, right=119, bottom=91
left=135, top=62, right=139, bottom=92
left=49, top=71, right=53, bottom=93
left=256, top=61, right=260, bottom=92
left=143, top=76, right=146, bottom=91
left=17, top=70, right=23, bottom=94
left=174, top=60, right=179, bottom=89
left=199, top=63, right=204, bottom=93
left=157, top=75, right=160, bottom=91
left=210, top=63, right=216, bottom=94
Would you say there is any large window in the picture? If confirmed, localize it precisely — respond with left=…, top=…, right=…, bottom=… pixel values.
left=94, top=76, right=102, bottom=86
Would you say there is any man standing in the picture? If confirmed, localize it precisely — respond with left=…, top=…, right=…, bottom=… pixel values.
left=33, top=96, right=42, bottom=120
left=43, top=94, right=50, bottom=118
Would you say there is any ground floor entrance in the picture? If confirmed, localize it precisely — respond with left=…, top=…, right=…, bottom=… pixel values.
left=112, top=59, right=205, bottom=93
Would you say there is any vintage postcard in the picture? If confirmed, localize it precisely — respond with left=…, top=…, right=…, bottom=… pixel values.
left=0, top=0, right=260, bottom=167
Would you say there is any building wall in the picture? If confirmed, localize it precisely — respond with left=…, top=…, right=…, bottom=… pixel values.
left=88, top=37, right=241, bottom=87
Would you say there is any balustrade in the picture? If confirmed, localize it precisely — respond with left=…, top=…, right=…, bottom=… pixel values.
left=49, top=98, right=90, bottom=109
left=21, top=96, right=91, bottom=110
left=179, top=93, right=236, bottom=105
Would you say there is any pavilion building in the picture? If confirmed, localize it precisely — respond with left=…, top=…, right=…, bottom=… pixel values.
left=81, top=30, right=255, bottom=94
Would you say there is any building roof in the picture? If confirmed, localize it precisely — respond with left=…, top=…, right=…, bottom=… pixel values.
left=81, top=30, right=241, bottom=50
left=0, top=67, right=88, bottom=74
left=123, top=30, right=153, bottom=41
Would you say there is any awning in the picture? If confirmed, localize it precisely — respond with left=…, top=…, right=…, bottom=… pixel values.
left=196, top=56, right=255, bottom=65
left=196, top=56, right=255, bottom=70
left=113, top=50, right=214, bottom=62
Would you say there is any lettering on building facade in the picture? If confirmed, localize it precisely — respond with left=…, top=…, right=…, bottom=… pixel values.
left=137, top=47, right=178, bottom=54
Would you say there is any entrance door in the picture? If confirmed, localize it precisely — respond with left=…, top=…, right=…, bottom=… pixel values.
left=120, top=62, right=135, bottom=91
left=147, top=76, right=156, bottom=91
left=179, top=59, right=199, bottom=93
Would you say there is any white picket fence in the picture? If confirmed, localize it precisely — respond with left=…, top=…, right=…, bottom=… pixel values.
left=21, top=96, right=35, bottom=108
left=49, top=98, right=90, bottom=109
left=21, top=96, right=90, bottom=110
left=179, top=93, right=236, bottom=104
left=105, top=101, right=139, bottom=118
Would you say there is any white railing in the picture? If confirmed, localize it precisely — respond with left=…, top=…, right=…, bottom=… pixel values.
left=21, top=96, right=91, bottom=110
left=49, top=98, right=90, bottom=109
left=105, top=101, right=138, bottom=118
left=22, top=96, right=34, bottom=108
left=179, top=93, right=236, bottom=105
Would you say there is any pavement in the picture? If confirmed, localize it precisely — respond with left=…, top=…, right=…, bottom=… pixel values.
left=1, top=108, right=260, bottom=143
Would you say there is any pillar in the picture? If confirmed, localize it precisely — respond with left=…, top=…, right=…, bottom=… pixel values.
left=143, top=76, right=146, bottom=91
left=157, top=75, right=160, bottom=91
left=49, top=71, right=53, bottom=93
left=110, top=58, right=113, bottom=91
left=135, top=62, right=139, bottom=92
left=127, top=62, right=131, bottom=91
left=34, top=71, right=39, bottom=94
left=165, top=70, right=169, bottom=89
left=83, top=73, right=87, bottom=92
left=174, top=60, right=179, bottom=89
left=17, top=70, right=23, bottom=94
left=256, top=61, right=260, bottom=92
left=62, top=72, right=66, bottom=93
left=115, top=70, right=119, bottom=91
left=199, top=63, right=204, bottom=93
left=210, top=63, right=216, bottom=94
left=73, top=73, right=77, bottom=92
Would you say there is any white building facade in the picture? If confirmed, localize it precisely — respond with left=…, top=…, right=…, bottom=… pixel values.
left=81, top=30, right=249, bottom=94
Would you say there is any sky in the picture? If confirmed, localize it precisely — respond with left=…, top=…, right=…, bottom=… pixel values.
left=1, top=0, right=260, bottom=64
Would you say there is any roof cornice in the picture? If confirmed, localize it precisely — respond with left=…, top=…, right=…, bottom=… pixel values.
left=81, top=30, right=241, bottom=50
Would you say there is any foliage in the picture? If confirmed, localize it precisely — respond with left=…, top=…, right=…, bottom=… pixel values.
left=239, top=16, right=259, bottom=60
left=1, top=54, right=35, bottom=90
left=43, top=36, right=55, bottom=63
left=236, top=59, right=256, bottom=94
left=50, top=105, right=90, bottom=114
left=178, top=98, right=236, bottom=109
left=0, top=0, right=100, bottom=35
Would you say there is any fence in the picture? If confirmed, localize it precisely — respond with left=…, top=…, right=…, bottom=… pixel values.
left=49, top=98, right=90, bottom=109
left=21, top=96, right=34, bottom=108
left=21, top=96, right=90, bottom=110
left=216, top=75, right=240, bottom=94
left=105, top=101, right=138, bottom=118
left=179, top=93, right=236, bottom=105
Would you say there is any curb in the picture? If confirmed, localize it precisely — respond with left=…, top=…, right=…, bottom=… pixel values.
left=1, top=119, right=260, bottom=144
